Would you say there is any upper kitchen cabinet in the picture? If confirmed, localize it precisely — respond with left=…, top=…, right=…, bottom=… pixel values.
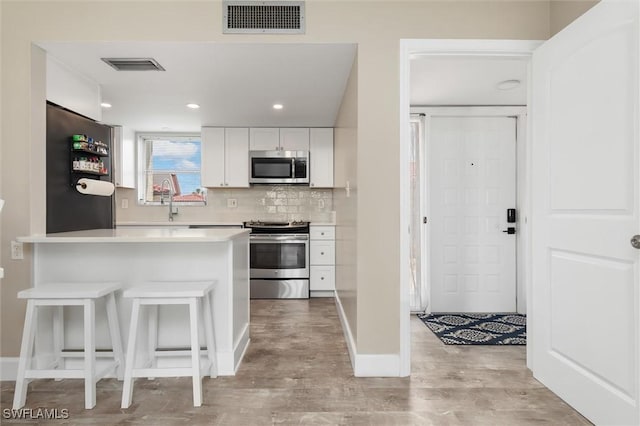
left=113, top=126, right=136, bottom=188
left=249, top=128, right=310, bottom=151
left=279, top=128, right=309, bottom=151
left=201, top=127, right=249, bottom=188
left=249, top=128, right=280, bottom=151
left=309, top=128, right=334, bottom=188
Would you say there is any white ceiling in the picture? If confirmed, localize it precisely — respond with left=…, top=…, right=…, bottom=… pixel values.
left=38, top=42, right=527, bottom=132
left=38, top=42, right=357, bottom=131
left=410, top=56, right=528, bottom=106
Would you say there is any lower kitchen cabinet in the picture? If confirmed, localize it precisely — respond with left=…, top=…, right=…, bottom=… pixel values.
left=310, top=265, right=335, bottom=291
left=309, top=225, right=335, bottom=296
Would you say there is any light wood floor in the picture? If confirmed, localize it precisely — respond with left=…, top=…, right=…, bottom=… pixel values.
left=1, top=298, right=590, bottom=425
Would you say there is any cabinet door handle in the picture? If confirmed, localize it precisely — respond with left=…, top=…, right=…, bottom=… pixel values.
left=310, top=183, right=314, bottom=187
left=321, top=252, right=325, bottom=255
left=225, top=183, right=229, bottom=186
left=220, top=183, right=224, bottom=187
left=320, top=232, right=325, bottom=236
left=320, top=277, right=324, bottom=280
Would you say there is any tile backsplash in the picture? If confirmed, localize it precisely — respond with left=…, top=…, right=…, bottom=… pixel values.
left=115, top=185, right=334, bottom=223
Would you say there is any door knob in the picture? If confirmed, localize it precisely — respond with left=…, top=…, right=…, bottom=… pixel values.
left=631, top=235, right=640, bottom=249
left=502, top=227, right=516, bottom=235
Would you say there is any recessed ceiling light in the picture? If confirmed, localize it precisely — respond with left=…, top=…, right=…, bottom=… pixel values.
left=100, top=102, right=112, bottom=108
left=496, top=79, right=521, bottom=90
left=186, top=103, right=200, bottom=109
left=273, top=104, right=284, bottom=110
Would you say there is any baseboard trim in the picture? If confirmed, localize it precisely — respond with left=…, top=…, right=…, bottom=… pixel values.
left=334, top=293, right=357, bottom=372
left=310, top=290, right=335, bottom=298
left=334, top=294, right=401, bottom=377
left=0, top=357, right=19, bottom=381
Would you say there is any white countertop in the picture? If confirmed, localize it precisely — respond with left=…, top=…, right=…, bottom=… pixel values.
left=116, top=221, right=243, bottom=227
left=18, top=228, right=251, bottom=243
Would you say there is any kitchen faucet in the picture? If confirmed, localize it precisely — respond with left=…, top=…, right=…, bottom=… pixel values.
left=159, top=178, right=176, bottom=221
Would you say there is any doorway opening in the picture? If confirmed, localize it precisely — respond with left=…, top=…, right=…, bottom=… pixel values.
left=399, top=40, right=542, bottom=376
left=413, top=107, right=527, bottom=315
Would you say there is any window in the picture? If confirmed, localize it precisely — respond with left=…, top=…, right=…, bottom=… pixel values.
left=138, top=134, right=207, bottom=205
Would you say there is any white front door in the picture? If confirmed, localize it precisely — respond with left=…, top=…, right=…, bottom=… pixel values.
left=531, top=1, right=639, bottom=424
left=429, top=116, right=517, bottom=312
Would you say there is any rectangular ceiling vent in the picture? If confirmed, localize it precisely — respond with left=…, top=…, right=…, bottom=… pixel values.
left=223, top=1, right=305, bottom=34
left=101, top=58, right=166, bottom=71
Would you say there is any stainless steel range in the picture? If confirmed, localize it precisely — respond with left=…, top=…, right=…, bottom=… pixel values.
left=243, top=221, right=310, bottom=299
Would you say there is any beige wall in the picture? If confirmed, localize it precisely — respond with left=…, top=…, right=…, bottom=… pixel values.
left=333, top=56, right=358, bottom=341
left=1, top=1, right=551, bottom=359
left=550, top=0, right=599, bottom=36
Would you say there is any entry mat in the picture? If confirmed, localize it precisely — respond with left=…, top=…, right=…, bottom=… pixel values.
left=417, top=313, right=526, bottom=345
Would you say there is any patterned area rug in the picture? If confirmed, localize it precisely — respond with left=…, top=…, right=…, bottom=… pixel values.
left=417, top=313, right=526, bottom=345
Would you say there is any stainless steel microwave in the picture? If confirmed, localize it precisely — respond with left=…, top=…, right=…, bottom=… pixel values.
left=249, top=150, right=309, bottom=184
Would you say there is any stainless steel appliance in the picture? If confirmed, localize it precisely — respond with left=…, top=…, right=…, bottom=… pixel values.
left=249, top=150, right=309, bottom=184
left=244, top=221, right=310, bottom=299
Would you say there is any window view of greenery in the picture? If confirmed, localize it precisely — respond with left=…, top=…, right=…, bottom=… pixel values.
left=140, top=136, right=206, bottom=204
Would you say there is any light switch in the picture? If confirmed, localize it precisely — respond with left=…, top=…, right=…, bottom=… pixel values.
left=121, top=198, right=129, bottom=209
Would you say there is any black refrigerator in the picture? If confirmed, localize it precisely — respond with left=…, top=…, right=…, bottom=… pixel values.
left=46, top=102, right=114, bottom=233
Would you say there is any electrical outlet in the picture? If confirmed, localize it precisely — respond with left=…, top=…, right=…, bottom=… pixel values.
left=318, top=199, right=325, bottom=209
left=121, top=198, right=129, bottom=209
left=11, top=241, right=24, bottom=260
left=227, top=198, right=238, bottom=208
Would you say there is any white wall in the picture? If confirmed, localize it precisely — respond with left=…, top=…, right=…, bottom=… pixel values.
left=46, top=54, right=102, bottom=121
left=550, top=0, right=599, bottom=36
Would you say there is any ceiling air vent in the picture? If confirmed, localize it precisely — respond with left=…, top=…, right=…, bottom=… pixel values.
left=101, top=58, right=166, bottom=71
left=223, top=1, right=305, bottom=34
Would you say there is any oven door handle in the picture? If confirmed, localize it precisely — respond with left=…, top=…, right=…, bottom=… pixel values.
left=250, top=234, right=309, bottom=241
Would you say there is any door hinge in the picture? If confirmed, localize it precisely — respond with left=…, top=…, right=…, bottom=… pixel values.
left=423, top=217, right=428, bottom=224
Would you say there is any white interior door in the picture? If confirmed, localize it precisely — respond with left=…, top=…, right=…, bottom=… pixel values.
left=430, top=116, right=517, bottom=312
left=530, top=1, right=639, bottom=424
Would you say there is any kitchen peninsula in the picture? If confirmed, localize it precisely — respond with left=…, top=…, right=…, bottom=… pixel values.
left=17, top=228, right=250, bottom=375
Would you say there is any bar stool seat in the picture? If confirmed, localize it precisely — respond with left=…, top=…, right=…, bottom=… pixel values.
left=13, top=282, right=125, bottom=410
left=120, top=281, right=217, bottom=409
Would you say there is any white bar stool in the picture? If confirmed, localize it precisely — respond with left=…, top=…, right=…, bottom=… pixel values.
left=13, top=282, right=124, bottom=410
left=120, top=281, right=217, bottom=409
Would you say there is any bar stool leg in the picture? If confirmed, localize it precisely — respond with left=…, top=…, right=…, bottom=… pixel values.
left=202, top=293, right=217, bottom=378
left=52, top=306, right=64, bottom=378
left=105, top=293, right=125, bottom=380
left=83, top=299, right=96, bottom=409
left=121, top=299, right=141, bottom=409
left=188, top=298, right=202, bottom=407
left=13, top=300, right=37, bottom=410
left=147, top=305, right=158, bottom=379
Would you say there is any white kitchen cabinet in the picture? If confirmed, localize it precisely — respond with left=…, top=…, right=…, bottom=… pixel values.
left=113, top=125, right=136, bottom=188
left=310, top=225, right=335, bottom=240
left=310, top=266, right=335, bottom=291
left=279, top=128, right=309, bottom=151
left=309, top=128, right=334, bottom=188
left=224, top=128, right=250, bottom=187
left=201, top=127, right=226, bottom=187
left=310, top=241, right=335, bottom=265
left=201, top=127, right=249, bottom=188
left=249, top=128, right=280, bottom=151
left=310, top=225, right=336, bottom=296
